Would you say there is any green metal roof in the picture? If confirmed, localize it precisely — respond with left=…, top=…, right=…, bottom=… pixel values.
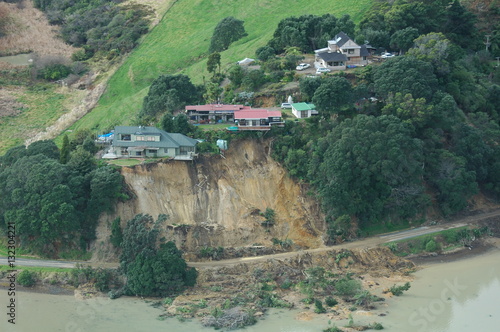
left=291, top=103, right=316, bottom=111
left=113, top=126, right=197, bottom=148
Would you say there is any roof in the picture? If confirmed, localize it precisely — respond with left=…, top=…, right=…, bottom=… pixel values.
left=328, top=32, right=350, bottom=48
left=113, top=126, right=197, bottom=148
left=360, top=44, right=370, bottom=57
left=292, top=103, right=316, bottom=111
left=317, top=51, right=347, bottom=62
left=234, top=109, right=282, bottom=120
left=185, top=104, right=245, bottom=112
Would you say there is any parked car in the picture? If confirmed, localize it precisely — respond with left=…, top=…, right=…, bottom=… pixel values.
left=316, top=67, right=331, bottom=74
left=381, top=52, right=395, bottom=58
left=296, top=63, right=311, bottom=71
left=281, top=103, right=292, bottom=109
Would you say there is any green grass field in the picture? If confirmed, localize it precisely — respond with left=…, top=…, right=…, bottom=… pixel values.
left=0, top=84, right=74, bottom=154
left=68, top=0, right=371, bottom=135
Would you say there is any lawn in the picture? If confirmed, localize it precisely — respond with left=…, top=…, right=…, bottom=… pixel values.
left=68, top=0, right=372, bottom=135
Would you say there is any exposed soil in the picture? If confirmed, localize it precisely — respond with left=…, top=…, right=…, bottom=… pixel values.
left=0, top=0, right=77, bottom=57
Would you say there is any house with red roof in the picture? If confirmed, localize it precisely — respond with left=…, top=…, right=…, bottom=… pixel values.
left=234, top=109, right=284, bottom=131
left=185, top=104, right=248, bottom=123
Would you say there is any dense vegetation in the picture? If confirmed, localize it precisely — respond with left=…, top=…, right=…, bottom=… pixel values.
left=119, top=214, right=197, bottom=297
left=266, top=2, right=500, bottom=241
left=32, top=0, right=151, bottom=59
left=0, top=133, right=125, bottom=256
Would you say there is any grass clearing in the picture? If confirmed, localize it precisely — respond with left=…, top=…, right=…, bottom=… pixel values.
left=0, top=83, right=72, bottom=154
left=106, top=158, right=143, bottom=166
left=382, top=226, right=479, bottom=256
left=68, top=0, right=371, bottom=135
left=0, top=265, right=72, bottom=273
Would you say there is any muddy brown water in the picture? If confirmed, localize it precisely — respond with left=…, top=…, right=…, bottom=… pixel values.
left=1, top=249, right=499, bottom=332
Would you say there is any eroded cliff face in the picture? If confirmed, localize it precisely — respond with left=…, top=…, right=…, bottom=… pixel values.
left=92, top=139, right=325, bottom=261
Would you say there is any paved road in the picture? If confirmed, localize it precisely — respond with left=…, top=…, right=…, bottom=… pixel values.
left=2, top=209, right=499, bottom=269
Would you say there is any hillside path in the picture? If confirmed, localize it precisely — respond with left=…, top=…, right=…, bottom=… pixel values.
left=1, top=209, right=499, bottom=270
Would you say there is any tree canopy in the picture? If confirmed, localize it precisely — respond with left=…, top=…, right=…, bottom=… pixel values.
left=209, top=16, right=247, bottom=53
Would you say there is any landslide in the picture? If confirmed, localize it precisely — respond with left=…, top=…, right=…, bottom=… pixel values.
left=92, top=139, right=325, bottom=261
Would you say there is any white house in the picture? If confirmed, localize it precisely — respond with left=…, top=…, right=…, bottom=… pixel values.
left=315, top=32, right=372, bottom=70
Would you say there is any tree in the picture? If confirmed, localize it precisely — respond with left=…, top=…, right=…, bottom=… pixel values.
left=207, top=52, right=221, bottom=76
left=110, top=217, right=123, bottom=248
left=209, top=17, right=246, bottom=53
left=141, top=74, right=199, bottom=119
left=299, top=76, right=322, bottom=101
left=172, top=113, right=192, bottom=135
left=426, top=149, right=478, bottom=216
left=60, top=134, right=71, bottom=164
left=26, top=140, right=60, bottom=160
left=120, top=214, right=197, bottom=296
left=407, top=33, right=453, bottom=76
left=312, top=76, right=353, bottom=118
left=312, top=115, right=427, bottom=224
left=160, top=113, right=175, bottom=132
left=268, top=14, right=355, bottom=53
left=228, top=65, right=244, bottom=87
left=390, top=27, right=419, bottom=54
left=442, top=0, right=479, bottom=50
left=255, top=46, right=275, bottom=61
left=203, top=82, right=223, bottom=104
left=373, top=56, right=438, bottom=101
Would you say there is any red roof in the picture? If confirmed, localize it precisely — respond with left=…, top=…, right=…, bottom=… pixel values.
left=234, top=109, right=282, bottom=119
left=185, top=104, right=245, bottom=111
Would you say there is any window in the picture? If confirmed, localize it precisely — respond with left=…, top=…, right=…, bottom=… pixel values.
left=136, top=136, right=145, bottom=141
left=121, top=134, right=131, bottom=141
left=348, top=49, right=355, bottom=54
left=148, top=149, right=157, bottom=154
left=147, top=136, right=155, bottom=141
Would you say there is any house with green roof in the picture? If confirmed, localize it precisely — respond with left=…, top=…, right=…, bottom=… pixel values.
left=291, top=103, right=318, bottom=119
left=111, top=126, right=198, bottom=160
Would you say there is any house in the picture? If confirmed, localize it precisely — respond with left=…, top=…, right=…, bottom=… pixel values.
left=314, top=32, right=371, bottom=70
left=291, top=103, right=318, bottom=118
left=234, top=109, right=284, bottom=130
left=185, top=104, right=247, bottom=123
left=111, top=126, right=198, bottom=160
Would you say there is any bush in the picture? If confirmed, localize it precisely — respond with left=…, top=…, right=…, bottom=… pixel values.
left=335, top=277, right=362, bottom=297
left=314, top=299, right=326, bottom=313
left=389, top=282, right=411, bottom=296
left=425, top=239, right=440, bottom=252
left=37, top=64, right=71, bottom=81
left=325, top=296, right=338, bottom=307
left=17, top=270, right=36, bottom=287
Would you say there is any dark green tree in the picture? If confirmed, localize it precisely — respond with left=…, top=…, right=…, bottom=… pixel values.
left=110, top=217, right=123, bottom=248
left=141, top=75, right=199, bottom=119
left=60, top=134, right=71, bottom=164
left=390, top=27, right=419, bottom=54
left=312, top=76, right=354, bottom=118
left=160, top=113, right=175, bottom=132
left=207, top=52, right=221, bottom=76
left=209, top=16, right=247, bottom=53
left=312, top=115, right=427, bottom=225
left=299, top=76, right=322, bottom=101
left=26, top=140, right=60, bottom=160
left=373, top=56, right=438, bottom=101
left=255, top=46, right=275, bottom=61
left=228, top=65, right=244, bottom=87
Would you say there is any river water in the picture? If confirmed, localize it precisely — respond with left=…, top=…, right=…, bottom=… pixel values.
left=1, top=248, right=499, bottom=332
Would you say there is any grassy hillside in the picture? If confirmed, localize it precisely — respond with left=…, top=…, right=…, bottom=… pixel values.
left=69, top=0, right=371, bottom=134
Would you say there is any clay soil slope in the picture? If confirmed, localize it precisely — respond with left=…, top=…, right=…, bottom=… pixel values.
left=92, top=139, right=326, bottom=261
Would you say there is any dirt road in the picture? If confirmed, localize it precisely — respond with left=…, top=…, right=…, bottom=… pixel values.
left=1, top=209, right=499, bottom=269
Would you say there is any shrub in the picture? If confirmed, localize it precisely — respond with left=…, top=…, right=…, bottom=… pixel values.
left=37, top=64, right=71, bottom=81
left=389, top=282, right=411, bottom=296
left=335, top=277, right=362, bottom=297
left=314, top=299, right=326, bottom=313
left=368, top=322, right=384, bottom=330
left=425, top=239, right=440, bottom=252
left=17, top=270, right=36, bottom=287
left=325, top=296, right=338, bottom=307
